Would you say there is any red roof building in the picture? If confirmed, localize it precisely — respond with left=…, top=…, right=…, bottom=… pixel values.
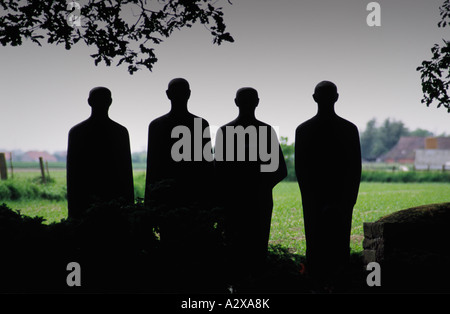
left=381, top=137, right=450, bottom=164
left=21, top=151, right=58, bottom=162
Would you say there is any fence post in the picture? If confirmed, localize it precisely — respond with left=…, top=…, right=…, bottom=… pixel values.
left=0, top=153, right=7, bottom=180
left=45, top=160, right=51, bottom=180
left=9, top=152, right=14, bottom=179
left=39, top=157, right=46, bottom=184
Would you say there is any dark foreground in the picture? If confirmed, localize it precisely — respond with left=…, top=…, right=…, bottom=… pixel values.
left=1, top=202, right=449, bottom=294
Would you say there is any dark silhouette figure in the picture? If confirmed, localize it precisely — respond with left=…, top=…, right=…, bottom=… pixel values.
left=67, top=87, right=134, bottom=219
left=295, top=81, right=361, bottom=291
left=144, top=78, right=214, bottom=245
left=215, top=87, right=287, bottom=276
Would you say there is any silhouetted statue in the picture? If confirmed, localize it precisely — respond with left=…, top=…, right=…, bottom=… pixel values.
left=215, top=87, right=287, bottom=275
left=67, top=87, right=134, bottom=219
left=295, top=81, right=361, bottom=291
left=144, top=78, right=214, bottom=246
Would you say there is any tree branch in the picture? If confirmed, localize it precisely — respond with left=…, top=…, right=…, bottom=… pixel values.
left=0, top=0, right=234, bottom=74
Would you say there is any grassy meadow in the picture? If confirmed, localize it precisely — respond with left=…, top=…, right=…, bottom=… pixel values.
left=271, top=181, right=450, bottom=254
left=1, top=169, right=450, bottom=255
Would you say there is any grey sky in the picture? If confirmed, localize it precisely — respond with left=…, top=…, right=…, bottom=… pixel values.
left=1, top=0, right=449, bottom=153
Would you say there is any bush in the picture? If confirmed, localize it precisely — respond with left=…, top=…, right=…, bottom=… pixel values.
left=0, top=194, right=228, bottom=293
left=0, top=177, right=66, bottom=201
left=283, top=167, right=450, bottom=183
left=0, top=184, right=11, bottom=200
left=360, top=170, right=450, bottom=183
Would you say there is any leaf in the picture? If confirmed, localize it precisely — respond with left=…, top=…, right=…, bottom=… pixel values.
left=31, top=34, right=44, bottom=46
left=0, top=0, right=234, bottom=75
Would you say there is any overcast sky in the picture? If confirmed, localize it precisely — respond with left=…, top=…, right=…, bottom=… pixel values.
left=1, top=0, right=449, bottom=153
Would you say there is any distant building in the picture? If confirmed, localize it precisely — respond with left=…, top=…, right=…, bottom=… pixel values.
left=380, top=137, right=450, bottom=169
left=21, top=151, right=58, bottom=162
left=415, top=137, right=450, bottom=170
left=380, top=137, right=425, bottom=164
left=415, top=149, right=450, bottom=170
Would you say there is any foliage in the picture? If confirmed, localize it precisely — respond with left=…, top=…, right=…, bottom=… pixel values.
left=360, top=118, right=409, bottom=161
left=4, top=181, right=450, bottom=256
left=0, top=202, right=46, bottom=230
left=2, top=166, right=448, bottom=205
left=6, top=161, right=67, bottom=169
left=131, top=151, right=147, bottom=164
left=0, top=176, right=66, bottom=201
left=0, top=0, right=234, bottom=74
left=0, top=199, right=364, bottom=293
left=408, top=128, right=435, bottom=137
left=0, top=192, right=227, bottom=293
left=2, top=181, right=450, bottom=293
left=359, top=118, right=431, bottom=161
left=417, top=0, right=450, bottom=112
left=280, top=136, right=296, bottom=181
left=360, top=170, right=450, bottom=183
left=7, top=195, right=448, bottom=293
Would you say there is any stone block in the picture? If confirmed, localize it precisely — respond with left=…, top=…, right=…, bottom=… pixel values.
left=362, top=203, right=450, bottom=292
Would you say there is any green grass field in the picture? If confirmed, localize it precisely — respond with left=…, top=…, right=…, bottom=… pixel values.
left=271, top=181, right=450, bottom=254
left=2, top=170, right=450, bottom=255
